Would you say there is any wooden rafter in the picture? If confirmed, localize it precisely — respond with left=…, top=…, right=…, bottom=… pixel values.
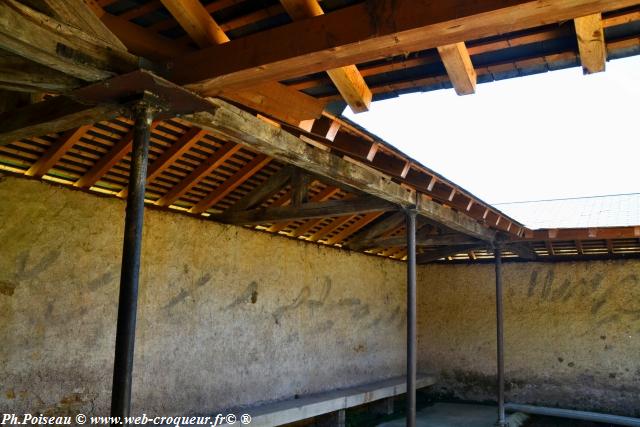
left=158, top=0, right=325, bottom=125
left=155, top=141, right=242, bottom=207
left=356, top=234, right=482, bottom=250
left=214, top=197, right=394, bottom=226
left=346, top=212, right=407, bottom=250
left=437, top=42, right=477, bottom=95
left=74, top=128, right=135, bottom=189
left=172, top=0, right=637, bottom=92
left=574, top=13, right=607, bottom=73
left=307, top=215, right=354, bottom=242
left=118, top=126, right=207, bottom=198
left=25, top=125, right=90, bottom=178
left=189, top=154, right=272, bottom=214
left=230, top=166, right=293, bottom=212
left=325, top=212, right=385, bottom=245
left=417, top=244, right=487, bottom=264
left=187, top=99, right=496, bottom=242
left=278, top=186, right=342, bottom=235
left=280, top=0, right=373, bottom=113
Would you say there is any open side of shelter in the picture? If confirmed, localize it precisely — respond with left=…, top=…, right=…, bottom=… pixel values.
left=1, top=1, right=640, bottom=426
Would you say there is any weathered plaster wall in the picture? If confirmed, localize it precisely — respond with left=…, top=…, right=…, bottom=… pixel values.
left=0, top=177, right=406, bottom=416
left=417, top=261, right=640, bottom=416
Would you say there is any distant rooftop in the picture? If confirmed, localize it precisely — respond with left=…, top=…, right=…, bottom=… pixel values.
left=495, top=193, right=640, bottom=229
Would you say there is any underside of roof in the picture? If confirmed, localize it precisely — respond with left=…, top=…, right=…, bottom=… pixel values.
left=1, top=0, right=639, bottom=263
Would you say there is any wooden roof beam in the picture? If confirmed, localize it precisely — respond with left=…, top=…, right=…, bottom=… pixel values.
left=74, top=129, right=135, bottom=189
left=229, top=165, right=294, bottom=212
left=277, top=185, right=342, bottom=235
left=325, top=212, right=385, bottom=245
left=187, top=99, right=496, bottom=242
left=155, top=141, right=242, bottom=207
left=117, top=126, right=207, bottom=198
left=28, top=0, right=127, bottom=50
left=172, top=0, right=637, bottom=92
left=214, top=197, right=395, bottom=226
left=574, top=13, right=607, bottom=74
left=0, top=95, right=122, bottom=146
left=189, top=154, right=272, bottom=214
left=437, top=42, right=477, bottom=95
left=159, top=0, right=325, bottom=125
left=417, top=244, right=487, bottom=264
left=0, top=0, right=137, bottom=82
left=25, top=125, right=90, bottom=178
left=280, top=0, right=372, bottom=113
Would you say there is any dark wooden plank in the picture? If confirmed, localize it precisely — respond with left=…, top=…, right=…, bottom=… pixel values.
left=213, top=197, right=395, bottom=226
left=229, top=166, right=293, bottom=212
left=0, top=0, right=138, bottom=82
left=0, top=95, right=122, bottom=146
left=346, top=212, right=406, bottom=250
left=356, top=234, right=482, bottom=251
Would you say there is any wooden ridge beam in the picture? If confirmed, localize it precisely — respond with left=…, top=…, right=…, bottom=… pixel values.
left=186, top=99, right=496, bottom=242
left=0, top=95, right=122, bottom=146
left=0, top=0, right=138, bottom=82
left=189, top=154, right=272, bottom=214
left=437, top=42, right=477, bottom=95
left=155, top=141, right=242, bottom=207
left=574, top=13, right=607, bottom=74
left=213, top=196, right=395, bottom=226
left=230, top=165, right=293, bottom=212
left=280, top=0, right=372, bottom=113
left=74, top=129, right=135, bottom=189
left=158, top=0, right=325, bottom=125
left=118, top=126, right=207, bottom=198
left=25, top=125, right=90, bottom=178
left=172, top=0, right=637, bottom=92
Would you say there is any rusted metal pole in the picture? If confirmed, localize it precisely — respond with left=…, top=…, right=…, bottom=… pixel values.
left=406, top=209, right=417, bottom=427
left=110, top=100, right=154, bottom=421
left=495, top=245, right=506, bottom=427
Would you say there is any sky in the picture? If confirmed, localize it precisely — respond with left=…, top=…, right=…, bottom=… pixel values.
left=344, top=55, right=640, bottom=205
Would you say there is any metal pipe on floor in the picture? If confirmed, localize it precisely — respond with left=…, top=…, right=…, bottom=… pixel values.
left=110, top=100, right=154, bottom=420
left=505, top=404, right=640, bottom=427
left=405, top=209, right=417, bottom=427
left=495, top=244, right=506, bottom=427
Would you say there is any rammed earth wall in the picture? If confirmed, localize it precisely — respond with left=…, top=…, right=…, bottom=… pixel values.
left=1, top=176, right=639, bottom=418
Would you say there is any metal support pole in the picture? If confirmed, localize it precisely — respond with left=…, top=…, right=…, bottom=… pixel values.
left=406, top=209, right=417, bottom=427
left=494, top=245, right=506, bottom=427
left=110, top=101, right=154, bottom=420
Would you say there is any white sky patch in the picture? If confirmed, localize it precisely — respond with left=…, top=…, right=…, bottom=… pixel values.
left=344, top=55, right=640, bottom=204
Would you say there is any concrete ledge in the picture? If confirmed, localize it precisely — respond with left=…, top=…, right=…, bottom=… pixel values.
left=224, top=373, right=437, bottom=426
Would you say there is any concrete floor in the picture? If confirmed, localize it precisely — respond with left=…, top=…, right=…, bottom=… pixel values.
left=377, top=403, right=501, bottom=427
